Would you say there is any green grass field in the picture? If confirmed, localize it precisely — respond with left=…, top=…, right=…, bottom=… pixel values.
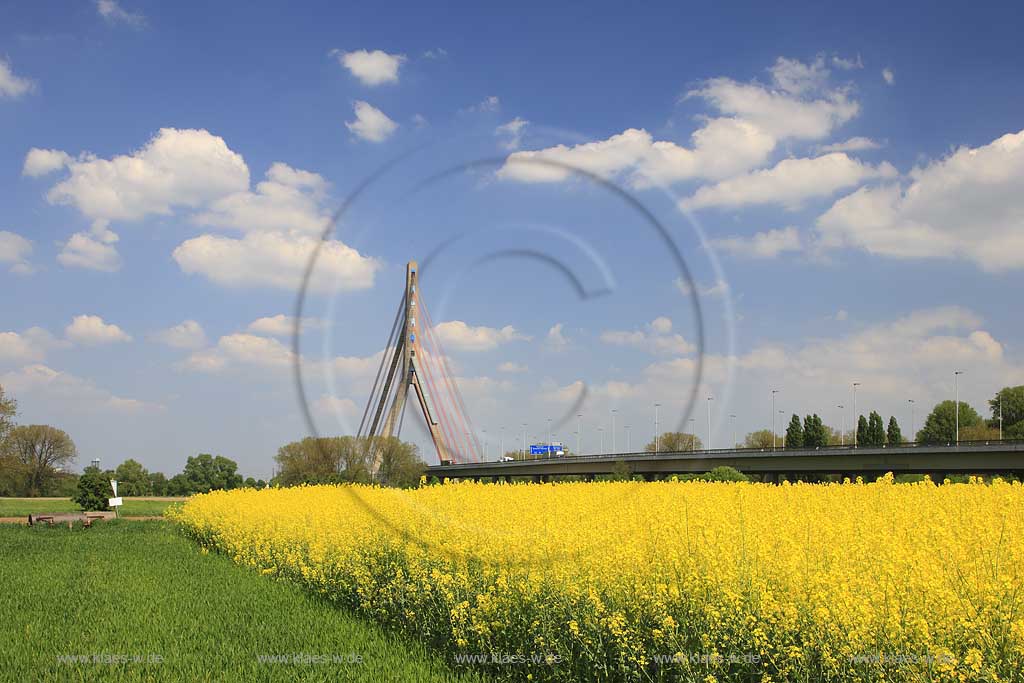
left=0, top=521, right=483, bottom=682
left=0, top=497, right=182, bottom=517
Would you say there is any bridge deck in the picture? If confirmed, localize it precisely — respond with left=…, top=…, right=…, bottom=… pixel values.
left=428, top=440, right=1024, bottom=479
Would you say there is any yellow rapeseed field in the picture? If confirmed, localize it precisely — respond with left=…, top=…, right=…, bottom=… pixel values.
left=169, top=476, right=1024, bottom=682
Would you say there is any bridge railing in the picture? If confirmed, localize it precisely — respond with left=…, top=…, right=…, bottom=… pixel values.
left=439, top=438, right=1024, bottom=467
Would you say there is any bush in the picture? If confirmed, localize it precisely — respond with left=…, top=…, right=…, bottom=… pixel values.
left=701, top=466, right=749, bottom=482
left=73, top=466, right=112, bottom=511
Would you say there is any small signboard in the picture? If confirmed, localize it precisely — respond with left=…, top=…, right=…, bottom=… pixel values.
left=108, top=496, right=123, bottom=507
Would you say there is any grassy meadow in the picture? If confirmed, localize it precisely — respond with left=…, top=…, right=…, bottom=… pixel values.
left=0, top=496, right=183, bottom=517
left=0, top=521, right=483, bottom=682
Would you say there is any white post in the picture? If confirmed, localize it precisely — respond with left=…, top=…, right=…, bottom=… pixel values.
left=577, top=414, right=582, bottom=455
left=954, top=371, right=963, bottom=444
left=654, top=403, right=660, bottom=454
left=908, top=399, right=915, bottom=443
left=689, top=418, right=696, bottom=451
left=999, top=396, right=1003, bottom=440
left=611, top=409, right=617, bottom=453
left=521, top=423, right=526, bottom=459
left=625, top=425, right=631, bottom=451
left=599, top=427, right=604, bottom=454
left=706, top=396, right=714, bottom=451
left=838, top=405, right=845, bottom=446
left=852, top=382, right=860, bottom=447
left=729, top=414, right=736, bottom=449
left=771, top=390, right=778, bottom=449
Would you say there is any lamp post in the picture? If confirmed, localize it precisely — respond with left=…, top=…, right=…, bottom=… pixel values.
left=689, top=418, right=696, bottom=451
left=577, top=413, right=583, bottom=455
left=837, top=404, right=845, bottom=446
left=999, top=396, right=1003, bottom=441
left=780, top=410, right=787, bottom=448
left=547, top=418, right=553, bottom=457
left=500, top=426, right=504, bottom=460
left=954, top=371, right=964, bottom=444
left=852, top=382, right=861, bottom=448
left=598, top=427, right=604, bottom=455
left=483, top=429, right=488, bottom=460
left=729, top=414, right=737, bottom=449
left=521, top=423, right=527, bottom=459
left=908, top=399, right=915, bottom=443
left=706, top=396, right=714, bottom=451
left=654, top=403, right=661, bottom=454
left=611, top=409, right=617, bottom=453
left=771, top=389, right=779, bottom=450
left=625, top=425, right=631, bottom=451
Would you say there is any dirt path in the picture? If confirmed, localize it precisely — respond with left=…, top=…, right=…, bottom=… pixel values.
left=0, top=516, right=165, bottom=524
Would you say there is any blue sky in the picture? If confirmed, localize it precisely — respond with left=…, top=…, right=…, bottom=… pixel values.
left=2, top=0, right=1023, bottom=477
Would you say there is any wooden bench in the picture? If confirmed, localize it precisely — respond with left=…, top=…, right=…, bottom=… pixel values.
left=28, top=512, right=116, bottom=528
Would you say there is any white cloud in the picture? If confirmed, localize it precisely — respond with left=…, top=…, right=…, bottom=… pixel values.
left=43, top=128, right=250, bottom=223
left=96, top=0, right=145, bottom=26
left=0, top=58, right=35, bottom=98
left=710, top=226, right=802, bottom=259
left=815, top=128, right=1024, bottom=271
left=172, top=230, right=379, bottom=292
left=58, top=223, right=121, bottom=272
left=433, top=321, right=530, bottom=352
left=497, top=361, right=528, bottom=374
left=312, top=394, right=360, bottom=418
left=151, top=320, right=206, bottom=349
left=681, top=153, right=897, bottom=210
left=422, top=48, right=448, bottom=60
left=674, top=278, right=731, bottom=298
left=333, top=49, right=405, bottom=86
left=181, top=333, right=294, bottom=374
left=546, top=323, right=569, bottom=349
left=499, top=56, right=859, bottom=187
left=65, top=315, right=132, bottom=345
left=882, top=68, right=895, bottom=85
left=0, top=231, right=34, bottom=274
left=22, top=148, right=72, bottom=177
left=600, top=317, right=695, bottom=355
left=496, top=117, right=529, bottom=150
left=469, top=95, right=501, bottom=112
left=0, top=363, right=161, bottom=413
left=193, top=162, right=329, bottom=235
left=0, top=332, right=44, bottom=363
left=817, top=137, right=883, bottom=154
left=346, top=101, right=398, bottom=142
left=831, top=54, right=863, bottom=70
left=247, top=314, right=324, bottom=337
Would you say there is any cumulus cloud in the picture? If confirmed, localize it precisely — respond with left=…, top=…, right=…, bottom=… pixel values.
left=433, top=321, right=530, bottom=352
left=546, top=323, right=569, bottom=350
left=58, top=222, right=121, bottom=272
left=674, top=278, right=730, bottom=298
left=499, top=56, right=859, bottom=187
left=172, top=231, right=379, bottom=292
left=96, top=0, right=145, bottom=26
left=247, top=314, right=324, bottom=337
left=0, top=58, right=35, bottom=98
left=22, top=148, right=72, bottom=177
left=0, top=363, right=161, bottom=413
left=346, top=101, right=398, bottom=142
left=600, top=317, right=695, bottom=355
left=0, top=331, right=44, bottom=363
left=41, top=128, right=249, bottom=223
left=815, top=128, right=1024, bottom=271
left=0, top=231, right=34, bottom=275
left=882, top=68, right=895, bottom=85
left=817, top=137, right=883, bottom=153
left=710, top=226, right=802, bottom=259
left=151, top=320, right=206, bottom=349
left=332, top=49, right=405, bottom=86
left=193, top=162, right=329, bottom=234
left=65, top=315, right=132, bottom=345
left=681, top=153, right=897, bottom=210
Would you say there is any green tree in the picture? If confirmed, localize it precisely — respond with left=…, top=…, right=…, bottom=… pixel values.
left=181, top=454, right=243, bottom=493
left=989, top=386, right=1024, bottom=435
left=0, top=384, right=16, bottom=444
left=166, top=473, right=191, bottom=496
left=644, top=432, right=702, bottom=452
left=274, top=436, right=370, bottom=486
left=785, top=414, right=803, bottom=449
left=960, top=424, right=1000, bottom=441
left=856, top=415, right=869, bottom=446
left=916, top=400, right=983, bottom=443
left=802, top=414, right=827, bottom=448
left=609, top=460, right=632, bottom=481
left=114, top=458, right=152, bottom=496
left=863, top=411, right=886, bottom=447
left=886, top=416, right=903, bottom=445
left=375, top=436, right=426, bottom=488
left=148, top=471, right=168, bottom=496
left=73, top=465, right=113, bottom=511
left=743, top=429, right=778, bottom=449
left=4, top=425, right=77, bottom=497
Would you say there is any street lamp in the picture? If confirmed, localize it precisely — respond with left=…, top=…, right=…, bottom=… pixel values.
left=611, top=409, right=617, bottom=453
left=954, top=370, right=964, bottom=444
left=837, top=404, right=845, bottom=446
left=999, top=395, right=1003, bottom=441
left=500, top=426, right=504, bottom=459
left=625, top=425, right=631, bottom=451
left=577, top=413, right=583, bottom=455
left=852, top=382, right=861, bottom=448
left=908, top=399, right=915, bottom=443
left=771, top=389, right=779, bottom=449
left=779, top=410, right=787, bottom=448
left=521, top=423, right=527, bottom=459
left=654, top=403, right=661, bottom=454
left=483, top=429, right=488, bottom=460
left=688, top=418, right=696, bottom=451
left=729, top=414, right=737, bottom=449
left=598, top=426, right=604, bottom=454
left=547, top=418, right=553, bottom=456
left=706, top=396, right=714, bottom=451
